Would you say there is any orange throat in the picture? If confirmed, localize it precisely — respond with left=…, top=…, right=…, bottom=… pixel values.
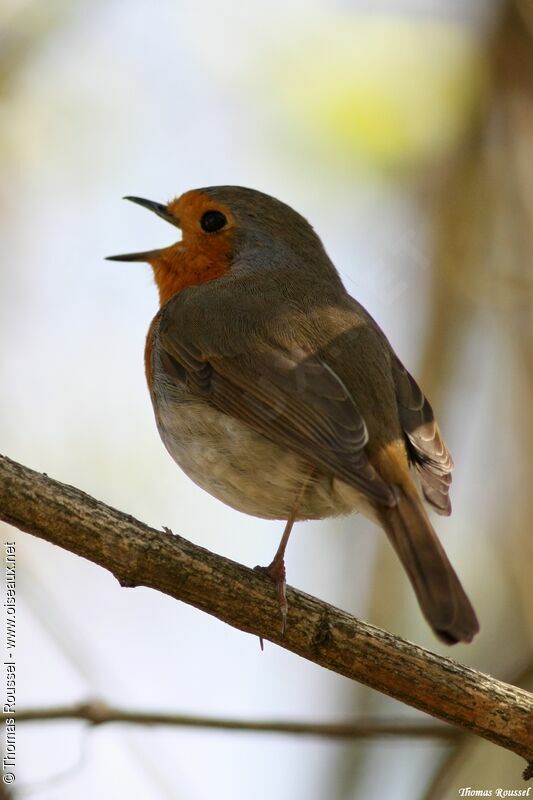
left=149, top=233, right=233, bottom=307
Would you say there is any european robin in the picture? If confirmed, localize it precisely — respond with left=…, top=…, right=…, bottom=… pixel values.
left=108, top=186, right=479, bottom=644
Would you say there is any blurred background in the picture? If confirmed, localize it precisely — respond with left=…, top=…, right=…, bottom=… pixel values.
left=1, top=0, right=532, bottom=798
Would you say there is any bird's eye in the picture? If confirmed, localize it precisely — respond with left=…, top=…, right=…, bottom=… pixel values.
left=200, top=210, right=227, bottom=233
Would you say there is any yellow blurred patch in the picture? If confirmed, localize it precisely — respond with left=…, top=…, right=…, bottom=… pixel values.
left=272, top=15, right=487, bottom=171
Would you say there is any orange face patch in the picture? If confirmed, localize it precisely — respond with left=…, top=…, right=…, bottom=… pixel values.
left=147, top=190, right=235, bottom=307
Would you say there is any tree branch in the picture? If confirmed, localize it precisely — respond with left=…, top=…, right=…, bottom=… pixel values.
left=1, top=454, right=532, bottom=770
left=15, top=701, right=460, bottom=740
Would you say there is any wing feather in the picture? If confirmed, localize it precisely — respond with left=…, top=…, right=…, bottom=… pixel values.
left=392, top=357, right=453, bottom=515
left=158, top=312, right=395, bottom=507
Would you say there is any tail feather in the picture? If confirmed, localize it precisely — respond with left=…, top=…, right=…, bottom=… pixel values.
left=377, top=487, right=479, bottom=644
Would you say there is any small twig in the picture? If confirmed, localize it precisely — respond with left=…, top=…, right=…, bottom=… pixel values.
left=0, top=453, right=532, bottom=770
left=15, top=701, right=461, bottom=740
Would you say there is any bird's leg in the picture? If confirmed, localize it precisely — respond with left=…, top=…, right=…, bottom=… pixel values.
left=255, top=513, right=296, bottom=635
left=254, top=471, right=313, bottom=635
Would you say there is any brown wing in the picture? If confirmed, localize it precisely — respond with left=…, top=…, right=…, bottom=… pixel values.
left=392, top=357, right=453, bottom=515
left=157, top=316, right=395, bottom=507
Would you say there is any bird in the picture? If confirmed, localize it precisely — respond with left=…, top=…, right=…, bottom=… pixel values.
left=107, top=185, right=479, bottom=645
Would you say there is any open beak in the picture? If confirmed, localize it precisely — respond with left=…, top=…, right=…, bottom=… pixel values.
left=106, top=196, right=180, bottom=262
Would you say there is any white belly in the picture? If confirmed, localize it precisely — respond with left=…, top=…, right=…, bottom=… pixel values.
left=153, top=387, right=363, bottom=521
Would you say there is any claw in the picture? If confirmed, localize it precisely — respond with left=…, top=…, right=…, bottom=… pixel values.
left=254, top=559, right=288, bottom=635
left=251, top=474, right=313, bottom=642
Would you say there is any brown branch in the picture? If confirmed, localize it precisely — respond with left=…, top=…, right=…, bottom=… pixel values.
left=15, top=701, right=460, bottom=740
left=1, top=454, right=532, bottom=771
left=423, top=660, right=533, bottom=799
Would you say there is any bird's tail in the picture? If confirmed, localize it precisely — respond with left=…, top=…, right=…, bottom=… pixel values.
left=377, top=486, right=479, bottom=644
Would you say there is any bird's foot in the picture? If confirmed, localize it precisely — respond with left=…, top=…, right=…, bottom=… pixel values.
left=254, top=557, right=288, bottom=636
left=162, top=526, right=174, bottom=536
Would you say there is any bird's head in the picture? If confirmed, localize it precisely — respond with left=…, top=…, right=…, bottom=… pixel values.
left=107, top=186, right=325, bottom=306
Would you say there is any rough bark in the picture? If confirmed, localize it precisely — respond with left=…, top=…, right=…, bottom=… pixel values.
left=0, top=454, right=532, bottom=768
